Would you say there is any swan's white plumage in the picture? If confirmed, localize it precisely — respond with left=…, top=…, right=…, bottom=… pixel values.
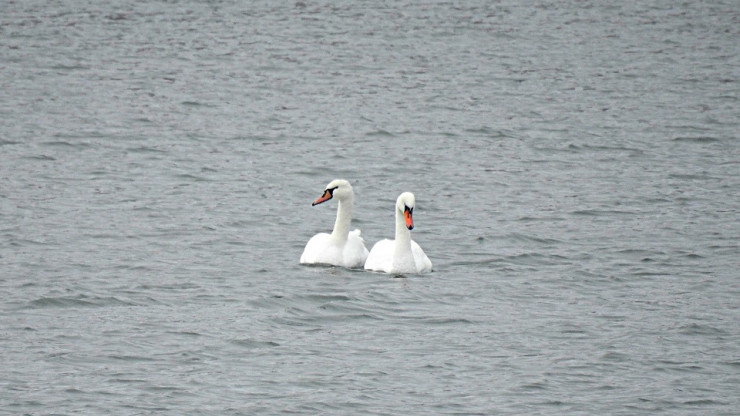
left=300, top=179, right=369, bottom=269
left=300, top=229, right=368, bottom=268
left=363, top=238, right=431, bottom=274
left=364, top=192, right=432, bottom=274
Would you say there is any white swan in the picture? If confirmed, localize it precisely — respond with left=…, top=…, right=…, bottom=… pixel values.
left=364, top=192, right=432, bottom=274
left=300, top=179, right=369, bottom=268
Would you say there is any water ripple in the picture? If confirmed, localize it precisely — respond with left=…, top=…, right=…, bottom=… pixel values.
left=2, top=0, right=738, bottom=414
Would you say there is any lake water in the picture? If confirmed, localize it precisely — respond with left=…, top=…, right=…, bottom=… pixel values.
left=1, top=1, right=739, bottom=414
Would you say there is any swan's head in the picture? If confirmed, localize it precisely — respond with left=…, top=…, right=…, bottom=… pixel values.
left=312, top=179, right=353, bottom=206
left=396, top=192, right=416, bottom=230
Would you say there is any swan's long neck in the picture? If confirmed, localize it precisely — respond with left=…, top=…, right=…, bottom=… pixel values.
left=330, top=195, right=353, bottom=243
left=393, top=206, right=412, bottom=256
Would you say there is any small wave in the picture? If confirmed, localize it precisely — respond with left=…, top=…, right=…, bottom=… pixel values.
left=24, top=154, right=56, bottom=161
left=417, top=317, right=474, bottom=325
left=166, top=330, right=202, bottom=337
left=63, top=388, right=84, bottom=394
left=601, top=351, right=630, bottom=362
left=8, top=237, right=52, bottom=247
left=27, top=296, right=96, bottom=309
left=502, top=252, right=569, bottom=266
left=316, top=304, right=383, bottom=321
left=506, top=232, right=563, bottom=245
left=303, top=294, right=352, bottom=303
left=463, top=127, right=513, bottom=138
left=42, top=140, right=92, bottom=150
left=449, top=252, right=568, bottom=268
left=26, top=295, right=137, bottom=309
left=683, top=399, right=726, bottom=406
left=51, top=63, right=90, bottom=71
left=673, top=136, right=720, bottom=143
left=181, top=100, right=214, bottom=108
left=516, top=215, right=567, bottom=222
left=108, top=354, right=157, bottom=362
left=230, top=338, right=280, bottom=349
left=135, top=282, right=201, bottom=291
left=173, top=173, right=210, bottom=182
left=571, top=209, right=635, bottom=217
left=678, top=323, right=727, bottom=336
left=126, top=146, right=167, bottom=154
left=521, top=381, right=548, bottom=391
left=366, top=129, right=395, bottom=137
left=632, top=270, right=671, bottom=277
left=668, top=173, right=715, bottom=181
left=563, top=144, right=644, bottom=156
left=615, top=248, right=666, bottom=256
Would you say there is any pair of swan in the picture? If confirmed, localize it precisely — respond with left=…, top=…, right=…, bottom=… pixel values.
left=300, top=179, right=432, bottom=274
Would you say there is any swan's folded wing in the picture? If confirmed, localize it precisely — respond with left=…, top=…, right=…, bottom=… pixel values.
left=410, top=240, right=432, bottom=273
left=300, top=233, right=331, bottom=264
left=349, top=229, right=366, bottom=243
left=344, top=229, right=370, bottom=268
left=363, top=239, right=395, bottom=273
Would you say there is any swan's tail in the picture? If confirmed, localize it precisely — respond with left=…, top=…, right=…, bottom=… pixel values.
left=350, top=228, right=365, bottom=243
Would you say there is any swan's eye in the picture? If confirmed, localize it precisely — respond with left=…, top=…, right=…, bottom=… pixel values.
left=404, top=205, right=413, bottom=214
left=327, top=186, right=338, bottom=195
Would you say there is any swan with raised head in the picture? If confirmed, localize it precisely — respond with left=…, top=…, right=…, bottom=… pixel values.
left=364, top=192, right=432, bottom=274
left=300, top=179, right=369, bottom=268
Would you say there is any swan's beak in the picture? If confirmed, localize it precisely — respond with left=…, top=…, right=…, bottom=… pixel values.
left=312, top=189, right=333, bottom=206
left=404, top=206, right=414, bottom=230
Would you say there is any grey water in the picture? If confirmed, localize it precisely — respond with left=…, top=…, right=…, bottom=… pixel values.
left=1, top=0, right=739, bottom=414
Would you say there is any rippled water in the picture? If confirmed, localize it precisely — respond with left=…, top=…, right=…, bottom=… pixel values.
left=2, top=1, right=739, bottom=414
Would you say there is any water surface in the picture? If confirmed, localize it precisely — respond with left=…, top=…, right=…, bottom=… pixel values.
left=1, top=1, right=739, bottom=414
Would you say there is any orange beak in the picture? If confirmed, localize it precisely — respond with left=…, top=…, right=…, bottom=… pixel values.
left=312, top=189, right=333, bottom=206
left=404, top=206, right=414, bottom=230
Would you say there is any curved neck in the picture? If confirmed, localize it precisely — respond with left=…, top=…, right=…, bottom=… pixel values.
left=330, top=196, right=353, bottom=242
left=392, top=206, right=415, bottom=271
left=393, top=206, right=411, bottom=249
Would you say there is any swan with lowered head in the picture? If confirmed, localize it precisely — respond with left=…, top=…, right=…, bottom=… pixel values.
left=300, top=179, right=369, bottom=268
left=364, top=192, right=432, bottom=274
